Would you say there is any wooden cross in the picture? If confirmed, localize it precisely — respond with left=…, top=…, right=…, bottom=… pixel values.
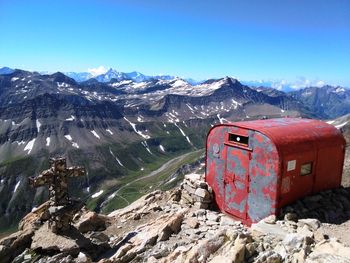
left=29, top=157, right=85, bottom=206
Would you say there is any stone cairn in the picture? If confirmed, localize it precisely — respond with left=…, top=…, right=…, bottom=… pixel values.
left=180, top=173, right=213, bottom=209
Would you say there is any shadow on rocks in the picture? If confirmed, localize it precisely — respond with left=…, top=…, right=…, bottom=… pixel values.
left=279, top=187, right=350, bottom=224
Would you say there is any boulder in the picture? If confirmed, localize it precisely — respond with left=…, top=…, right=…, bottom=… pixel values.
left=251, top=220, right=289, bottom=240
left=307, top=239, right=350, bottom=260
left=263, top=215, right=277, bottom=224
left=18, top=201, right=51, bottom=231
left=30, top=225, right=81, bottom=256
left=109, top=211, right=186, bottom=262
left=158, top=212, right=185, bottom=241
left=298, top=219, right=321, bottom=231
left=185, top=231, right=226, bottom=263
left=0, top=229, right=34, bottom=263
left=184, top=173, right=202, bottom=184
left=194, top=188, right=210, bottom=199
left=282, top=233, right=305, bottom=249
left=184, top=218, right=199, bottom=229
left=76, top=252, right=92, bottom=263
left=75, top=211, right=108, bottom=233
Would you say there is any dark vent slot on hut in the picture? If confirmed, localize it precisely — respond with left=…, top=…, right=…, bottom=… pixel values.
left=228, top=133, right=249, bottom=146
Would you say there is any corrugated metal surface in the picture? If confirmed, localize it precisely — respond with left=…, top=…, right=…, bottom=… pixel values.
left=206, top=118, right=345, bottom=225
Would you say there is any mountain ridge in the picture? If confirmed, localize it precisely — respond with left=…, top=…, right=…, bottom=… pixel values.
left=0, top=67, right=349, bottom=232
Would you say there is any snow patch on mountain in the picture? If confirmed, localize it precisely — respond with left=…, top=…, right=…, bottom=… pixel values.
left=91, top=190, right=104, bottom=198
left=65, top=135, right=73, bottom=141
left=106, top=129, right=113, bottom=135
left=13, top=180, right=21, bottom=193
left=141, top=141, right=153, bottom=155
left=159, top=145, right=165, bottom=152
left=174, top=123, right=192, bottom=145
left=36, top=119, right=41, bottom=132
left=217, top=114, right=227, bottom=124
left=124, top=117, right=150, bottom=139
left=66, top=115, right=75, bottom=121
left=91, top=130, right=100, bottom=139
left=72, top=142, right=79, bottom=148
left=24, top=138, right=36, bottom=154
left=109, top=148, right=124, bottom=167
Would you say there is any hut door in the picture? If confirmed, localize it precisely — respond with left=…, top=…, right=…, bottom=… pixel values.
left=224, top=146, right=249, bottom=220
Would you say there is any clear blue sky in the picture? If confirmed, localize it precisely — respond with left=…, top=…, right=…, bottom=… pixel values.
left=0, top=0, right=349, bottom=86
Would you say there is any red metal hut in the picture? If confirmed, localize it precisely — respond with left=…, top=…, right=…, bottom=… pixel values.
left=205, top=118, right=345, bottom=225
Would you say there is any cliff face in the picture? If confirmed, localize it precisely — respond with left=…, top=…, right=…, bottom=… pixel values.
left=1, top=174, right=350, bottom=263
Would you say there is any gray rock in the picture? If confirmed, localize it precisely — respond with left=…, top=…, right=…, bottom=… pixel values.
left=255, top=251, right=282, bottom=263
left=264, top=215, right=277, bottom=224
left=297, top=225, right=314, bottom=239
left=184, top=173, right=202, bottom=183
left=75, top=252, right=92, bottom=263
left=193, top=202, right=208, bottom=209
left=298, top=219, right=321, bottom=231
left=183, top=183, right=196, bottom=195
left=282, top=233, right=304, bottom=249
left=206, top=212, right=220, bottom=222
left=220, top=215, right=239, bottom=226
left=251, top=221, right=289, bottom=240
left=194, top=188, right=210, bottom=199
left=184, top=218, right=199, bottom=229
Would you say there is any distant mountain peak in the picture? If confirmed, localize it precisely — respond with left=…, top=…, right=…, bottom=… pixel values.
left=0, top=66, right=15, bottom=75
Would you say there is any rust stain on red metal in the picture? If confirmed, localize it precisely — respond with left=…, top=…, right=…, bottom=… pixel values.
left=205, top=118, right=346, bottom=225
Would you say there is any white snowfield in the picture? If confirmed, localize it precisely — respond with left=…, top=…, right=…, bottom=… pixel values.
left=124, top=117, right=150, bottom=139
left=91, top=130, right=100, bottom=139
left=36, top=119, right=42, bottom=132
left=13, top=180, right=21, bottom=193
left=65, top=135, right=73, bottom=141
left=46, top=137, right=51, bottom=146
left=109, top=148, right=124, bottom=167
left=141, top=141, right=153, bottom=155
left=24, top=138, right=36, bottom=154
left=106, top=129, right=113, bottom=135
left=174, top=123, right=192, bottom=145
left=66, top=115, right=75, bottom=121
left=91, top=190, right=104, bottom=198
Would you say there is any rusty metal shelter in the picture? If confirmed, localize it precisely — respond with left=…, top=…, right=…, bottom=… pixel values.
left=205, top=118, right=346, bottom=225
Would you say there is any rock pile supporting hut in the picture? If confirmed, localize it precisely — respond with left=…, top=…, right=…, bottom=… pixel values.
left=180, top=173, right=213, bottom=209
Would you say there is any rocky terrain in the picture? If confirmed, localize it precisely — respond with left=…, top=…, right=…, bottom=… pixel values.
left=329, top=114, right=350, bottom=187
left=1, top=173, right=350, bottom=263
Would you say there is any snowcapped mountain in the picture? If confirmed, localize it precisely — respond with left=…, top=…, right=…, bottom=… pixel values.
left=64, top=68, right=178, bottom=83
left=0, top=67, right=349, bottom=231
left=64, top=71, right=94, bottom=82
left=94, top=68, right=129, bottom=82
left=124, top=71, right=150, bottom=82
left=0, top=67, right=15, bottom=75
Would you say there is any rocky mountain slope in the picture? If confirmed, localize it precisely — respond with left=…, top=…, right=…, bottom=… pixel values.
left=0, top=68, right=316, bottom=232
left=329, top=114, right=350, bottom=187
left=1, top=174, right=350, bottom=263
left=289, top=86, right=350, bottom=119
left=0, top=67, right=349, bottom=233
